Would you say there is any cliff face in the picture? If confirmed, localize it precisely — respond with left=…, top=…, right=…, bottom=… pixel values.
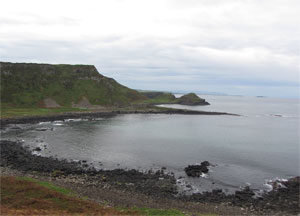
left=0, top=62, right=147, bottom=108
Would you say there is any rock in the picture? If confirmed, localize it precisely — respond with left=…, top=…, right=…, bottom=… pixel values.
left=51, top=170, right=65, bottom=177
left=11, top=126, right=22, bottom=130
left=35, top=127, right=52, bottom=131
left=235, top=186, right=255, bottom=201
left=212, top=189, right=223, bottom=194
left=184, top=161, right=210, bottom=177
left=34, top=147, right=42, bottom=151
left=177, top=93, right=210, bottom=106
left=201, top=161, right=210, bottom=166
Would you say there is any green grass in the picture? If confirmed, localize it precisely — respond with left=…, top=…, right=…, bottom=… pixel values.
left=0, top=107, right=88, bottom=118
left=135, top=207, right=185, bottom=216
left=0, top=62, right=147, bottom=108
left=135, top=93, right=177, bottom=104
left=16, top=177, right=74, bottom=196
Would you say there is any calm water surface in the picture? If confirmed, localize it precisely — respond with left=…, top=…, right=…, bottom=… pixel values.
left=2, top=95, right=299, bottom=193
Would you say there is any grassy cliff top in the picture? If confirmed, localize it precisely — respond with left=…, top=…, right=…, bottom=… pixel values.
left=0, top=62, right=147, bottom=108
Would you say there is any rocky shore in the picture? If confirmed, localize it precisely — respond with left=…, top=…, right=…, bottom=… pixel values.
left=0, top=140, right=177, bottom=198
left=0, top=108, right=237, bottom=128
left=1, top=140, right=299, bottom=215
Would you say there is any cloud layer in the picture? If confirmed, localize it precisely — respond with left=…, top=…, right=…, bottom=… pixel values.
left=1, top=0, right=299, bottom=97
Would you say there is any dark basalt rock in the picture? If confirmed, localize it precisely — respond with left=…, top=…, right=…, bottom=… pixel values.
left=0, top=140, right=177, bottom=198
left=0, top=109, right=236, bottom=129
left=235, top=186, right=255, bottom=201
left=33, top=147, right=42, bottom=151
left=184, top=161, right=210, bottom=177
left=185, top=177, right=300, bottom=215
left=201, top=160, right=210, bottom=166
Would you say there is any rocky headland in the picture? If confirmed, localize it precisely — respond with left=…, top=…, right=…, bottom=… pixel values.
left=177, top=93, right=210, bottom=105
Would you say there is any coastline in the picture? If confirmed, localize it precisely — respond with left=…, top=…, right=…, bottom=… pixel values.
left=0, top=107, right=238, bottom=127
left=1, top=140, right=299, bottom=215
left=1, top=107, right=299, bottom=215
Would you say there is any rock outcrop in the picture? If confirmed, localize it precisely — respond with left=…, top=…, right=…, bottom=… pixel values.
left=184, top=161, right=210, bottom=177
left=178, top=93, right=210, bottom=105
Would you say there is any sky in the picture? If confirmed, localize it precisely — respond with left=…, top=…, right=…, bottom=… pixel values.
left=1, top=0, right=299, bottom=98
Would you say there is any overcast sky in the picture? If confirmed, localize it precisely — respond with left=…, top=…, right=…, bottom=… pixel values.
left=1, top=0, right=299, bottom=98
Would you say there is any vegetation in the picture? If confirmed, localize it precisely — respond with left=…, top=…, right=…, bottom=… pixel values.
left=0, top=107, right=87, bottom=118
left=177, top=93, right=209, bottom=105
left=0, top=176, right=139, bottom=215
left=137, top=92, right=177, bottom=104
left=16, top=177, right=74, bottom=196
left=137, top=92, right=209, bottom=106
left=1, top=176, right=188, bottom=216
left=0, top=62, right=147, bottom=108
left=0, top=62, right=209, bottom=119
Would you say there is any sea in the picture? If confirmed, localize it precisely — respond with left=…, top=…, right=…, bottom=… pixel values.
left=2, top=95, right=299, bottom=194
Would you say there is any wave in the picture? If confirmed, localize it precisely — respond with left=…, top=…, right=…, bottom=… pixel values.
left=262, top=177, right=288, bottom=192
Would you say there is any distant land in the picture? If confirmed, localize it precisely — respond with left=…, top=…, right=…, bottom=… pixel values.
left=0, top=62, right=147, bottom=108
left=172, top=90, right=227, bottom=96
left=137, top=89, right=227, bottom=96
left=0, top=62, right=212, bottom=118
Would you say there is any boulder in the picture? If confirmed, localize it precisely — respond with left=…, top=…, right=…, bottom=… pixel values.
left=184, top=161, right=210, bottom=177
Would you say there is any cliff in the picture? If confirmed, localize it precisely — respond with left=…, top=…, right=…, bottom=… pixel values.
left=0, top=62, right=147, bottom=108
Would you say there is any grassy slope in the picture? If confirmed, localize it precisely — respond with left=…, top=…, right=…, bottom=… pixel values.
left=0, top=176, right=185, bottom=216
left=0, top=62, right=147, bottom=108
left=136, top=93, right=177, bottom=104
left=0, top=62, right=208, bottom=119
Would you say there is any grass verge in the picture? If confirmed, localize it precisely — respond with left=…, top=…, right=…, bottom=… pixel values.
left=134, top=207, right=185, bottom=216
left=0, top=107, right=88, bottom=118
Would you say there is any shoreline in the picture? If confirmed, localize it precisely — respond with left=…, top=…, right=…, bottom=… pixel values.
left=0, top=107, right=238, bottom=127
left=1, top=140, right=299, bottom=215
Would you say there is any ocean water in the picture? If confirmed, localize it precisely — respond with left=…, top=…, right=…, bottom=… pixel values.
left=2, top=95, right=299, bottom=193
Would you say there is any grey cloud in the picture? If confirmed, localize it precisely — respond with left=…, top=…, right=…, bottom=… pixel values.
left=1, top=0, right=299, bottom=99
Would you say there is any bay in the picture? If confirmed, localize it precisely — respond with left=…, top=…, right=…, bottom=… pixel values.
left=2, top=95, right=299, bottom=193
